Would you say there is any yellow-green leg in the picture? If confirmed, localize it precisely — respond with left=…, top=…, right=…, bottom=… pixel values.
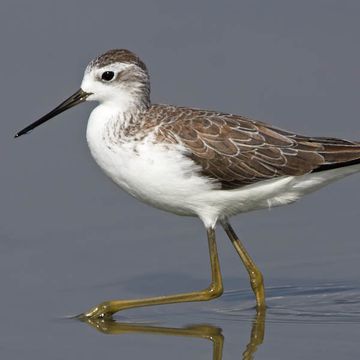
left=80, top=227, right=223, bottom=319
left=221, top=221, right=266, bottom=309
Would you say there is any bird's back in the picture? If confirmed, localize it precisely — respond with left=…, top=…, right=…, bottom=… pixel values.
left=146, top=104, right=360, bottom=190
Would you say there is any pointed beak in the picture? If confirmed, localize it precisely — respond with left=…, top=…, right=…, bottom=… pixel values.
left=14, top=88, right=92, bottom=138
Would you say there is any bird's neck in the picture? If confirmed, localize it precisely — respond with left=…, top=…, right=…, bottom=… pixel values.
left=87, top=96, right=150, bottom=147
left=105, top=87, right=150, bottom=112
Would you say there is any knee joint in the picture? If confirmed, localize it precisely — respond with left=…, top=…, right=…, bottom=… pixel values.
left=204, top=284, right=224, bottom=300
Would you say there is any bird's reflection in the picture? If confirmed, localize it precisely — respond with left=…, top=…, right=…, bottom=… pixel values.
left=242, top=309, right=266, bottom=360
left=79, top=308, right=266, bottom=360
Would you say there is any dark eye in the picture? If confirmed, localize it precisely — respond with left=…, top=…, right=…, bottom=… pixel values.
left=101, top=71, right=115, bottom=81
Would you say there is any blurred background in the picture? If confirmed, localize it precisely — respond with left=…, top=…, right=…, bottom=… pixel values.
left=1, top=1, right=360, bottom=359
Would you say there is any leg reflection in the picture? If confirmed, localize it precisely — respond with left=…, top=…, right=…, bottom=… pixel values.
left=81, top=318, right=224, bottom=359
left=242, top=308, right=266, bottom=360
left=78, top=308, right=266, bottom=360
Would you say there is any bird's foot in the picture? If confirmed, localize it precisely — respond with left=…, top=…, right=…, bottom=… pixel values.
left=77, top=301, right=116, bottom=320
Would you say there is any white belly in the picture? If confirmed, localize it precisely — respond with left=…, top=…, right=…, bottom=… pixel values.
left=86, top=108, right=217, bottom=218
left=86, top=106, right=360, bottom=228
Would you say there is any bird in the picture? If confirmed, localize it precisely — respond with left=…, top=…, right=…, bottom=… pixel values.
left=15, top=49, right=360, bottom=319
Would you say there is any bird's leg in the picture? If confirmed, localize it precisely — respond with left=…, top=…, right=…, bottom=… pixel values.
left=221, top=221, right=266, bottom=309
left=80, top=228, right=223, bottom=319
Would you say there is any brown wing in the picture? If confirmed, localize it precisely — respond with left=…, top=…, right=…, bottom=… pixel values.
left=150, top=105, right=360, bottom=189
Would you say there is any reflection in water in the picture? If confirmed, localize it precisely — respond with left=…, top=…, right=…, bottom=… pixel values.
left=73, top=282, right=360, bottom=358
left=79, top=309, right=266, bottom=360
left=242, top=309, right=265, bottom=360
left=82, top=320, right=224, bottom=359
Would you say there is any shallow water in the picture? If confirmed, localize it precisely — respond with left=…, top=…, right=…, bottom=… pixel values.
left=216, top=283, right=360, bottom=324
left=79, top=282, right=360, bottom=360
left=2, top=271, right=360, bottom=359
left=1, top=199, right=359, bottom=359
left=68, top=283, right=360, bottom=359
left=2, top=194, right=360, bottom=359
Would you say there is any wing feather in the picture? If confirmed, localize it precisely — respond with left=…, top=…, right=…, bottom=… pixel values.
left=148, top=105, right=360, bottom=189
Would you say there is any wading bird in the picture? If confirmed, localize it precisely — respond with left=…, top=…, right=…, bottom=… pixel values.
left=15, top=49, right=360, bottom=318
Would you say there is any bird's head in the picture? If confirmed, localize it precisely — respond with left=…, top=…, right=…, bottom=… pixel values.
left=15, top=49, right=150, bottom=138
left=82, top=49, right=150, bottom=107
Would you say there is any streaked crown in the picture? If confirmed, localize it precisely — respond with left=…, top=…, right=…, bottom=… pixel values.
left=89, top=49, right=148, bottom=73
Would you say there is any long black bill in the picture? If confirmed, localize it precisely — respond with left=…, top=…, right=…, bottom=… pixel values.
left=14, top=89, right=91, bottom=138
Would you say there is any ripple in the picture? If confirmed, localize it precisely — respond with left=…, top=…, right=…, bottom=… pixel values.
left=205, top=282, right=360, bottom=324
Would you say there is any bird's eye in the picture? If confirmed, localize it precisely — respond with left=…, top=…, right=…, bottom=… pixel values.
left=101, top=71, right=115, bottom=81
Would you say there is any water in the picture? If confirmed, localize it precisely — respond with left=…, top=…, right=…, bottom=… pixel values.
left=218, top=283, right=360, bottom=324
left=1, top=206, right=359, bottom=359
left=2, top=155, right=359, bottom=359
left=2, top=263, right=359, bottom=359
left=76, top=283, right=360, bottom=359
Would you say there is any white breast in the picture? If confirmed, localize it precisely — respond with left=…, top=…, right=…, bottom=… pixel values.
left=86, top=105, right=217, bottom=219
